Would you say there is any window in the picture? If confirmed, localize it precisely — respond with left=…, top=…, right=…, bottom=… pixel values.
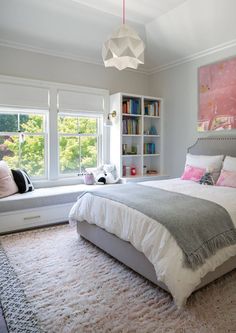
left=0, top=108, right=48, bottom=178
left=0, top=78, right=108, bottom=185
left=58, top=113, right=102, bottom=175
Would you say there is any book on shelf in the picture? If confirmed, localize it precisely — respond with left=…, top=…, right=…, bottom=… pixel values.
left=144, top=101, right=160, bottom=117
left=122, top=98, right=141, bottom=115
left=143, top=143, right=155, bottom=154
left=122, top=117, right=140, bottom=135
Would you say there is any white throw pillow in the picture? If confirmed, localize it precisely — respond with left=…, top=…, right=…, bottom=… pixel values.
left=223, top=156, right=236, bottom=172
left=184, top=153, right=224, bottom=181
left=0, top=161, right=18, bottom=198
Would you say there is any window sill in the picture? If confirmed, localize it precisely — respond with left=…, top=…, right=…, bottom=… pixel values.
left=33, top=177, right=84, bottom=189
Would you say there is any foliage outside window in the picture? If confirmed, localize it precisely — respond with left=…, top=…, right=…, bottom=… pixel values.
left=58, top=114, right=101, bottom=175
left=0, top=109, right=47, bottom=177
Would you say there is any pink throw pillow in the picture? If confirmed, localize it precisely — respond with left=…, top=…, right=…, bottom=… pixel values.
left=181, top=165, right=206, bottom=182
left=216, top=170, right=236, bottom=188
left=0, top=161, right=18, bottom=198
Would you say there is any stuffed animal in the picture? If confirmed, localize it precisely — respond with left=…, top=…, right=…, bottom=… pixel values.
left=88, top=164, right=119, bottom=185
left=199, top=172, right=214, bottom=185
left=95, top=173, right=107, bottom=185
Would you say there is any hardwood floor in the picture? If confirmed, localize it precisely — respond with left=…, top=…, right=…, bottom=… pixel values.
left=0, top=304, right=8, bottom=333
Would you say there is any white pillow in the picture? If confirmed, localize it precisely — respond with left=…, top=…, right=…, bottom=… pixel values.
left=184, top=153, right=224, bottom=181
left=0, top=161, right=18, bottom=198
left=185, top=154, right=224, bottom=171
left=223, top=156, right=236, bottom=172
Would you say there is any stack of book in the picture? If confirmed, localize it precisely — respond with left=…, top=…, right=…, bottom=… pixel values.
left=122, top=99, right=141, bottom=115
left=143, top=143, right=155, bottom=154
left=122, top=118, right=140, bottom=135
left=144, top=101, right=159, bottom=116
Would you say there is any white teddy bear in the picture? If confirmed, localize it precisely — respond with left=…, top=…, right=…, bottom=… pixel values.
left=86, top=164, right=119, bottom=185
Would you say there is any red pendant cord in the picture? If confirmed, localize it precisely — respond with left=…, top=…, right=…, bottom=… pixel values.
left=123, top=0, right=125, bottom=24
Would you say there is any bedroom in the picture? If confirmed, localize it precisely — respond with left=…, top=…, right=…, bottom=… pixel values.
left=0, top=0, right=236, bottom=332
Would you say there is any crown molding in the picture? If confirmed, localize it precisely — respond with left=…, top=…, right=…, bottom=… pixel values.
left=0, top=39, right=149, bottom=75
left=1, top=38, right=236, bottom=76
left=0, top=39, right=103, bottom=66
left=148, top=38, right=236, bottom=74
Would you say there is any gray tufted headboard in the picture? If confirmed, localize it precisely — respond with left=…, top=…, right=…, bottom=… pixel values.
left=188, top=137, right=236, bottom=157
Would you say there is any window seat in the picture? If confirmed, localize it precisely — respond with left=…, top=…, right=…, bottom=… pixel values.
left=0, top=184, right=102, bottom=234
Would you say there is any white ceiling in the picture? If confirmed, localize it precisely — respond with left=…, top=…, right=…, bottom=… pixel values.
left=71, top=0, right=188, bottom=24
left=0, top=0, right=236, bottom=73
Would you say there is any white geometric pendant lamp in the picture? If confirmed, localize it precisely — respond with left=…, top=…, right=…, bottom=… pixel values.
left=102, top=0, right=145, bottom=70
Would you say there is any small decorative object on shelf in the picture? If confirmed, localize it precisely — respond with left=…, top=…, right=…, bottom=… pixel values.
left=123, top=165, right=126, bottom=176
left=131, top=145, right=138, bottom=155
left=83, top=173, right=95, bottom=185
left=149, top=126, right=157, bottom=135
left=122, top=143, right=128, bottom=155
left=147, top=169, right=158, bottom=175
left=143, top=165, right=147, bottom=175
left=131, top=166, right=136, bottom=176
left=126, top=166, right=131, bottom=176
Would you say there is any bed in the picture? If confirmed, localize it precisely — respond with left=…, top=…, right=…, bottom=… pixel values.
left=69, top=137, right=236, bottom=307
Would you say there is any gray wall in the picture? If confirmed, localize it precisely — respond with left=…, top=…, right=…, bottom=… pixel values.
left=1, top=44, right=236, bottom=178
left=0, top=46, right=149, bottom=96
left=149, top=45, right=236, bottom=178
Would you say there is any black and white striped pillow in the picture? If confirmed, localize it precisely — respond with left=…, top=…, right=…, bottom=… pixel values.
left=11, top=169, right=34, bottom=193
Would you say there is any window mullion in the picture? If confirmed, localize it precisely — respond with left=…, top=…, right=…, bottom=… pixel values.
left=79, top=137, right=81, bottom=174
left=58, top=133, right=97, bottom=137
left=17, top=113, right=20, bottom=132
left=48, top=87, right=58, bottom=180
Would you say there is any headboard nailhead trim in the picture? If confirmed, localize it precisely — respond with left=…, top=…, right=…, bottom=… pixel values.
left=188, top=137, right=236, bottom=153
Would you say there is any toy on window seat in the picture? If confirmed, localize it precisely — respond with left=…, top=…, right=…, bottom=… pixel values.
left=86, top=164, right=119, bottom=185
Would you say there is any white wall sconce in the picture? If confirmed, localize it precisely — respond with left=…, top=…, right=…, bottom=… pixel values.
left=104, top=110, right=117, bottom=127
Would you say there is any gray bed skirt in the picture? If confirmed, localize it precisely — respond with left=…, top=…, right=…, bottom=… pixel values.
left=77, top=221, right=236, bottom=294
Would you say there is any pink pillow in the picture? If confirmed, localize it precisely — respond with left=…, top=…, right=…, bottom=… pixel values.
left=216, top=169, right=236, bottom=188
left=181, top=164, right=206, bottom=182
left=0, top=161, right=18, bottom=198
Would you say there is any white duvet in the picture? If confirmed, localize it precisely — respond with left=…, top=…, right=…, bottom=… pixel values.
left=69, top=178, right=236, bottom=307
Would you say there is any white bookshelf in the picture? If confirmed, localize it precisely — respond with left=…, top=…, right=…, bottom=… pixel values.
left=110, top=92, right=164, bottom=181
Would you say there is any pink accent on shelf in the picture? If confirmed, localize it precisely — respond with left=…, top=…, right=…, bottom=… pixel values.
left=216, top=170, right=236, bottom=188
left=198, top=57, right=236, bottom=131
left=83, top=174, right=95, bottom=185
left=131, top=167, right=136, bottom=176
left=181, top=165, right=206, bottom=182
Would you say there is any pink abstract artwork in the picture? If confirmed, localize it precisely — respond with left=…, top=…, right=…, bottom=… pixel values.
left=198, top=57, right=236, bottom=131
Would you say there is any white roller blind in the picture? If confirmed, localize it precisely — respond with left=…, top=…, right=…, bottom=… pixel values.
left=0, top=83, right=49, bottom=109
left=58, top=90, right=105, bottom=114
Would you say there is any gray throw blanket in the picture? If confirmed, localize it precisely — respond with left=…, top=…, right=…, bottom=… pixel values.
left=79, top=184, right=236, bottom=270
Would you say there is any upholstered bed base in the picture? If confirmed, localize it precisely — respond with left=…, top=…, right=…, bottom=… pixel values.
left=77, top=221, right=236, bottom=293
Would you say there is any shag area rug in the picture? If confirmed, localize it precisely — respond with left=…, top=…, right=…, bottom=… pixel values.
left=0, top=225, right=236, bottom=333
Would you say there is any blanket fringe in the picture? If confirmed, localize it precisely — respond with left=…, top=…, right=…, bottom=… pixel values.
left=185, top=229, right=236, bottom=270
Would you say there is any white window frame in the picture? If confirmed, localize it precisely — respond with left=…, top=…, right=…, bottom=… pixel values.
left=0, top=106, right=49, bottom=180
left=58, top=112, right=103, bottom=177
left=0, top=75, right=109, bottom=187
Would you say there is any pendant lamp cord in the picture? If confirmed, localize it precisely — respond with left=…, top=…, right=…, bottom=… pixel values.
left=123, top=0, right=125, bottom=24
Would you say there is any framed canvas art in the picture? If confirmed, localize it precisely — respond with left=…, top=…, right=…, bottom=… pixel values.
left=198, top=57, right=236, bottom=132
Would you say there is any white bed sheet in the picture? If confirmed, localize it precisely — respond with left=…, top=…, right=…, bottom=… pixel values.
left=69, top=178, right=236, bottom=307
